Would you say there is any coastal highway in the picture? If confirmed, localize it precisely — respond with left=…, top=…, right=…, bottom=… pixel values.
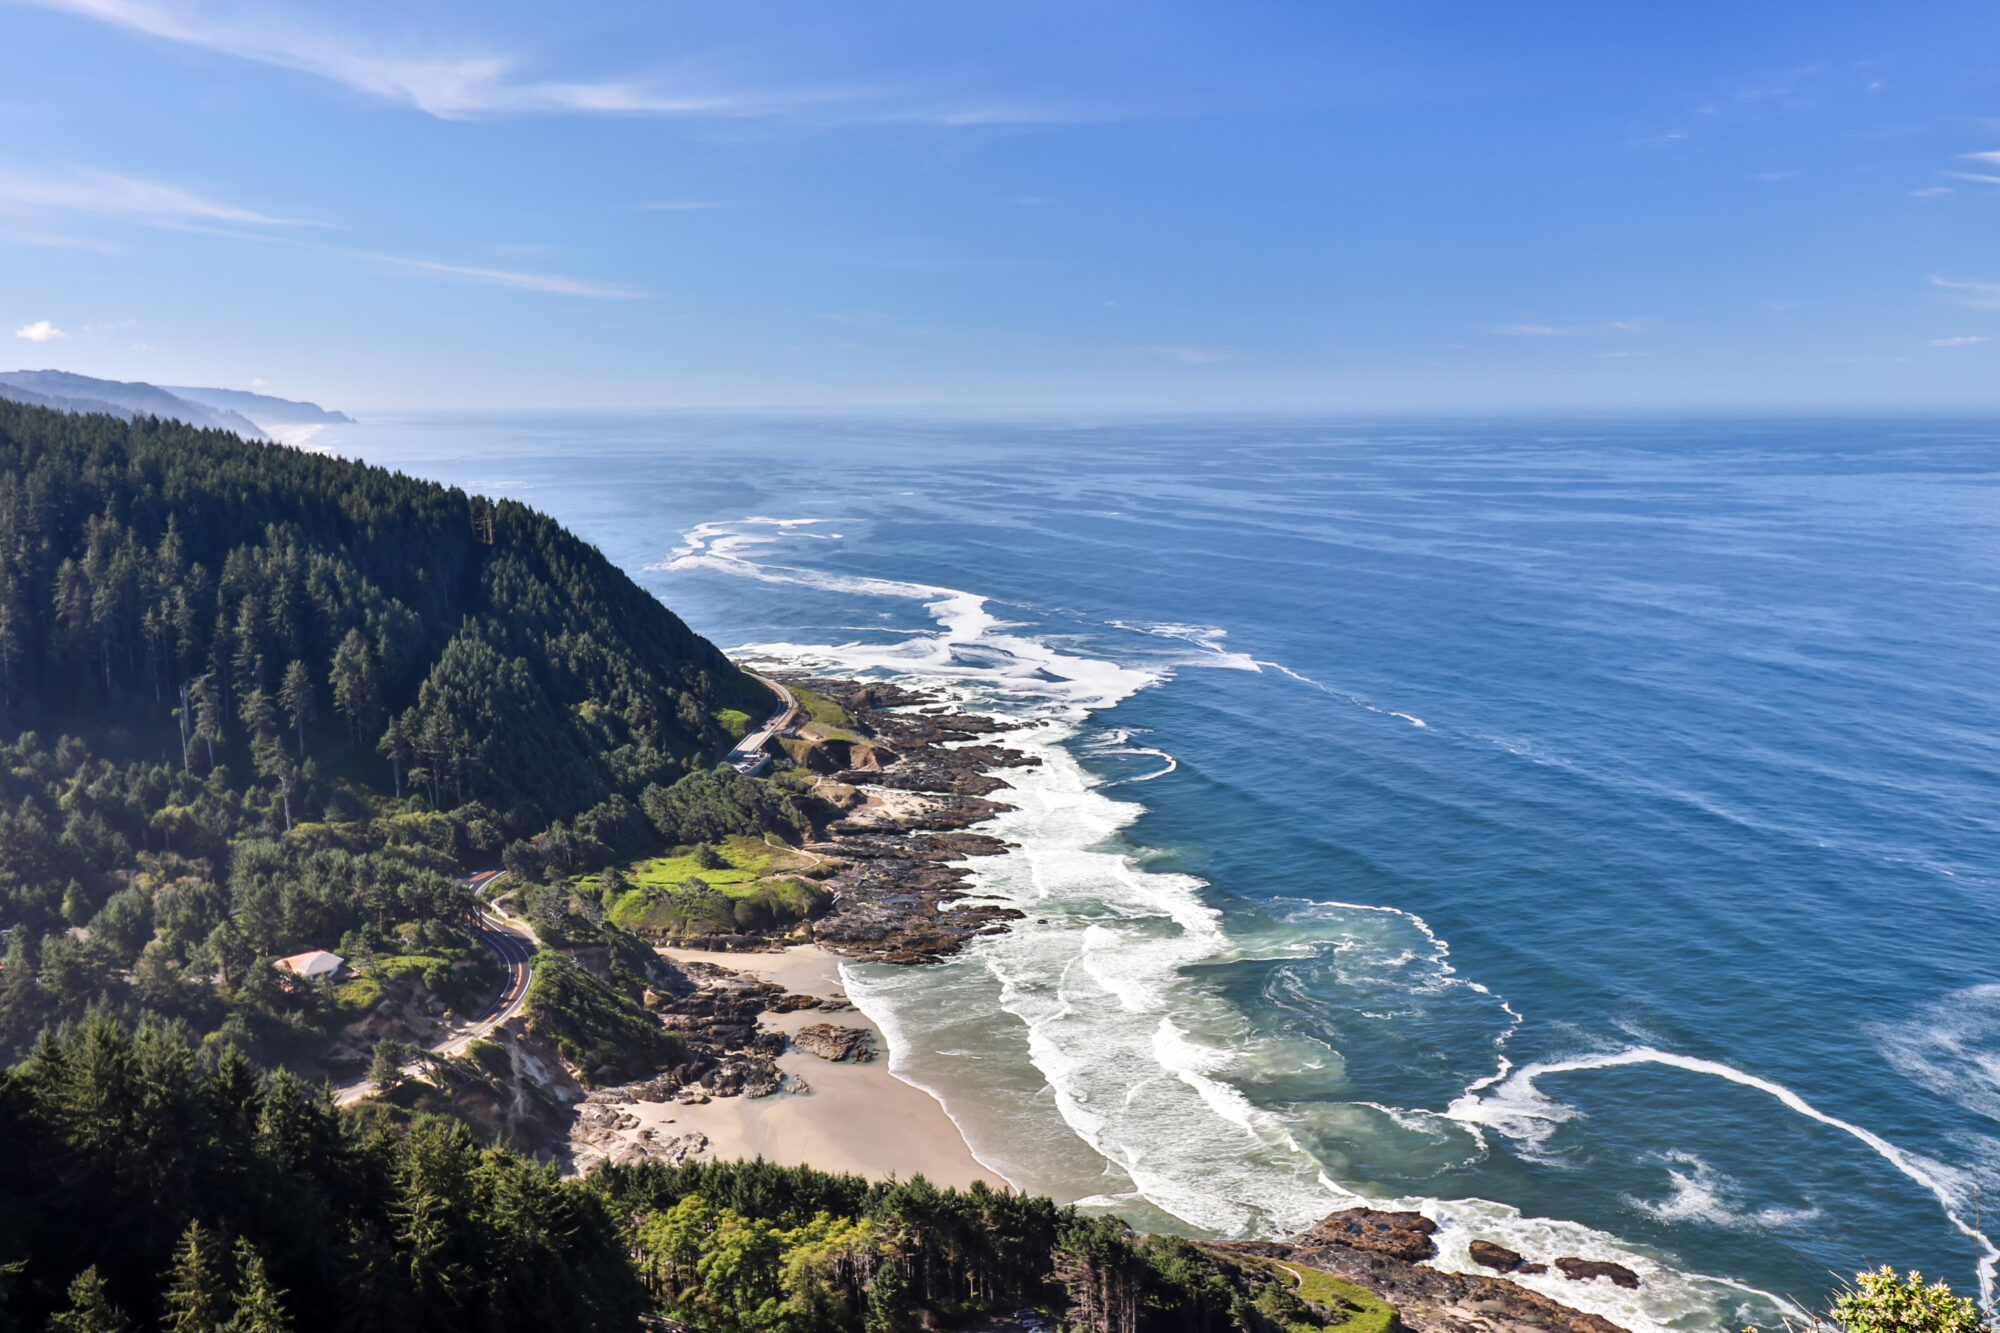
left=333, top=870, right=538, bottom=1103
left=436, top=870, right=538, bottom=1057
left=725, top=673, right=800, bottom=776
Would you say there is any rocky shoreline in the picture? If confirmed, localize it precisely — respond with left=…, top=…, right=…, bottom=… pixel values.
left=1214, top=1208, right=1640, bottom=1333
left=765, top=675, right=1040, bottom=965
left=505, top=676, right=1046, bottom=1172
left=500, top=676, right=1643, bottom=1332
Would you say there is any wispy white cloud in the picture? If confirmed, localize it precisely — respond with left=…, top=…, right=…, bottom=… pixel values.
left=1960, top=151, right=2000, bottom=165
left=1494, top=323, right=1573, bottom=337
left=0, top=164, right=308, bottom=225
left=1632, top=66, right=1824, bottom=149
left=344, top=249, right=639, bottom=297
left=18, top=0, right=750, bottom=119
left=1932, top=277, right=2000, bottom=310
left=1929, top=335, right=1992, bottom=347
left=15, top=171, right=640, bottom=298
left=1911, top=186, right=1954, bottom=198
left=19, top=0, right=1087, bottom=126
left=1942, top=171, right=2000, bottom=187
left=14, top=321, right=68, bottom=342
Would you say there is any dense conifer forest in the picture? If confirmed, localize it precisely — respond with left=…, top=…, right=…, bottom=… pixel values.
left=0, top=407, right=1946, bottom=1333
left=0, top=1014, right=1318, bottom=1333
left=0, top=405, right=1354, bottom=1333
left=0, top=401, right=769, bottom=1067
left=0, top=1014, right=647, bottom=1332
left=0, top=398, right=757, bottom=826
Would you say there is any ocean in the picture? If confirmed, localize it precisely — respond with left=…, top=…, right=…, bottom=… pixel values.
left=320, top=412, right=2000, bottom=1332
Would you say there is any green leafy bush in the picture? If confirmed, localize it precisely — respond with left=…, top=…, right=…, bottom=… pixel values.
left=1826, top=1268, right=1987, bottom=1333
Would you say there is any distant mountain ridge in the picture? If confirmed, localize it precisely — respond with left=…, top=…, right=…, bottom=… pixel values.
left=165, top=383, right=353, bottom=426
left=0, top=370, right=352, bottom=440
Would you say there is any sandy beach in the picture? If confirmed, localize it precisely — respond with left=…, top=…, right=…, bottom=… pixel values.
left=603, top=944, right=1005, bottom=1189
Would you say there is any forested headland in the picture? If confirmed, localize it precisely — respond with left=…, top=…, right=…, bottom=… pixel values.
left=0, top=1012, right=1386, bottom=1333
left=0, top=400, right=773, bottom=1069
left=0, top=403, right=1958, bottom=1333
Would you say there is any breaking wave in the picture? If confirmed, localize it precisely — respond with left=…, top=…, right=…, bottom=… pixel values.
left=1446, top=1047, right=1999, bottom=1305
left=660, top=515, right=1983, bottom=1333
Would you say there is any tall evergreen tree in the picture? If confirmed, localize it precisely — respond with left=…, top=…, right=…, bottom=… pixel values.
left=277, top=660, right=313, bottom=762
left=48, top=1268, right=129, bottom=1333
left=224, top=1241, right=289, bottom=1333
left=161, top=1223, right=227, bottom=1333
left=190, top=672, right=223, bottom=770
left=326, top=630, right=378, bottom=747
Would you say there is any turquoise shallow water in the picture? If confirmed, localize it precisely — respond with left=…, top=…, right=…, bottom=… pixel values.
left=326, top=413, right=2000, bottom=1331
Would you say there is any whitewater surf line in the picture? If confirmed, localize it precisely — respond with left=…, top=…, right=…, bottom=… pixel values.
left=657, top=515, right=1882, bottom=1333
left=1446, top=1046, right=2000, bottom=1307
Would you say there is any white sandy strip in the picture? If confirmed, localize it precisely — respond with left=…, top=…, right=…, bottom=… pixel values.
left=610, top=944, right=1004, bottom=1189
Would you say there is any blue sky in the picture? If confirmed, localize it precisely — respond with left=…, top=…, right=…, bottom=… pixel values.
left=2, top=1, right=1999, bottom=410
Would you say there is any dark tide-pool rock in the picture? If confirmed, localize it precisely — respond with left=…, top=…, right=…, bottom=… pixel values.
left=1555, top=1258, right=1640, bottom=1289
left=1470, top=1240, right=1525, bottom=1271
left=1299, top=1208, right=1439, bottom=1262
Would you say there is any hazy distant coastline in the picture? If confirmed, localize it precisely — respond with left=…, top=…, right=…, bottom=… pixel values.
left=0, top=368, right=349, bottom=442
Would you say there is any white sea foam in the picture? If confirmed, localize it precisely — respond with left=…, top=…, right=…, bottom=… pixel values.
left=1623, top=1153, right=1821, bottom=1231
left=1254, top=659, right=1429, bottom=728
left=665, top=518, right=1159, bottom=711
left=1109, top=620, right=1262, bottom=671
left=660, top=515, right=1885, bottom=1333
left=1445, top=1046, right=2000, bottom=1305
left=1872, top=984, right=2000, bottom=1126
left=1079, top=728, right=1179, bottom=785
left=1422, top=1196, right=1805, bottom=1332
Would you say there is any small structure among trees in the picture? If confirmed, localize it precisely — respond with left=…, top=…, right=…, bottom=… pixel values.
left=273, top=949, right=344, bottom=981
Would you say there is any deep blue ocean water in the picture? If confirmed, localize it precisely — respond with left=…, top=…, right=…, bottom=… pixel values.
left=324, top=413, right=2000, bottom=1332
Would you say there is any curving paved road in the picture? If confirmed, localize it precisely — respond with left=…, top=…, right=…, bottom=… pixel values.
left=434, top=870, right=537, bottom=1056
left=333, top=870, right=538, bottom=1102
left=725, top=673, right=799, bottom=776
left=432, top=899, right=534, bottom=1059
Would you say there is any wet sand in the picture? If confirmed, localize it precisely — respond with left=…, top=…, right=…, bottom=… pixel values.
left=612, top=944, right=1006, bottom=1189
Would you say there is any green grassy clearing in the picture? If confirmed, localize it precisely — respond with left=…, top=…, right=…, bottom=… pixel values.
left=373, top=952, right=449, bottom=982
left=711, top=707, right=753, bottom=742
left=333, top=976, right=384, bottom=1019
left=790, top=684, right=864, bottom=741
left=1249, top=1258, right=1397, bottom=1333
left=588, top=835, right=831, bottom=939
left=622, top=834, right=772, bottom=889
